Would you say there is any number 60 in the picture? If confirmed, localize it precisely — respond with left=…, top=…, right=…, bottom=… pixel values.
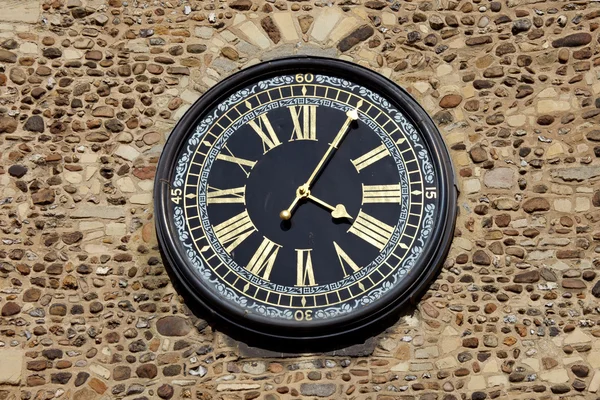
left=295, top=73, right=314, bottom=83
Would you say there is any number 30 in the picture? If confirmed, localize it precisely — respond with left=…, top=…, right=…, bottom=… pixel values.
left=294, top=310, right=313, bottom=321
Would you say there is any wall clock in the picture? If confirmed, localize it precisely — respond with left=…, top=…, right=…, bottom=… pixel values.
left=155, top=56, right=457, bottom=341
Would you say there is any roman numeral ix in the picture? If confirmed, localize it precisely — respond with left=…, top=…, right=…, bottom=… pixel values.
left=207, top=185, right=245, bottom=204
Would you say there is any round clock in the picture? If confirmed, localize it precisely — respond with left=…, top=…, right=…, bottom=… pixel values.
left=155, top=56, right=457, bottom=341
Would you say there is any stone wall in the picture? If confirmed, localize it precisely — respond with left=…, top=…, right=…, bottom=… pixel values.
left=1, top=0, right=600, bottom=399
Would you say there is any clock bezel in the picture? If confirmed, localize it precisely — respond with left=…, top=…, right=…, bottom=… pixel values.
left=155, top=56, right=457, bottom=341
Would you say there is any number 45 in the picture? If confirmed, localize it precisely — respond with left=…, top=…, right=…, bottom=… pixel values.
left=171, top=188, right=182, bottom=204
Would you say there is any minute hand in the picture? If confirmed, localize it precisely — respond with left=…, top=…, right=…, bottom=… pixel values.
left=303, top=109, right=358, bottom=189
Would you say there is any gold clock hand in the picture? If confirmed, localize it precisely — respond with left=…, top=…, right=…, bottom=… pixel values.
left=299, top=108, right=359, bottom=194
left=279, top=195, right=300, bottom=221
left=279, top=186, right=309, bottom=221
left=307, top=194, right=352, bottom=220
left=280, top=107, right=359, bottom=221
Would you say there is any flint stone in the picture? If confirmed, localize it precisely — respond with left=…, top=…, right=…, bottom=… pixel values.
left=9, top=68, right=26, bottom=84
left=260, top=17, right=280, bottom=44
left=62, top=231, right=83, bottom=245
left=552, top=33, right=592, bottom=48
left=42, top=47, right=62, bottom=59
left=158, top=384, right=174, bottom=399
left=229, top=0, right=252, bottom=10
left=466, top=36, right=492, bottom=46
left=496, top=42, right=516, bottom=56
left=33, top=189, right=55, bottom=205
left=74, top=372, right=89, bottom=387
left=592, top=281, right=600, bottom=298
left=8, top=165, right=27, bottom=178
left=0, top=49, right=17, bottom=63
left=1, top=302, right=21, bottom=316
left=562, top=279, right=586, bottom=289
left=587, top=130, right=600, bottom=142
left=523, top=198, right=550, bottom=213
left=23, top=288, right=41, bottom=302
left=187, top=44, right=207, bottom=54
left=92, top=106, right=114, bottom=118
left=42, top=349, right=63, bottom=360
left=0, top=117, right=17, bottom=133
left=469, top=146, right=488, bottom=163
left=136, top=364, right=157, bottom=379
left=514, top=270, right=540, bottom=283
left=512, top=18, right=531, bottom=34
left=51, top=372, right=72, bottom=384
left=338, top=25, right=374, bottom=52
left=473, top=250, right=491, bottom=266
left=365, top=0, right=386, bottom=9
left=439, top=94, right=462, bottom=108
left=156, top=316, right=192, bottom=336
left=24, top=115, right=45, bottom=132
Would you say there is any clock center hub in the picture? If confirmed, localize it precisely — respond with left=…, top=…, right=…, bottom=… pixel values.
left=245, top=139, right=362, bottom=249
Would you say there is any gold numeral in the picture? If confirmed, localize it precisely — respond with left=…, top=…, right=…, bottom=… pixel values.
left=216, top=151, right=257, bottom=177
left=363, top=184, right=401, bottom=204
left=289, top=105, right=317, bottom=141
left=294, top=310, right=313, bottom=321
left=207, top=185, right=245, bottom=204
left=295, top=73, right=314, bottom=83
left=213, top=210, right=255, bottom=252
left=333, top=241, right=361, bottom=277
left=246, top=237, right=280, bottom=280
left=248, top=114, right=281, bottom=153
left=296, top=249, right=316, bottom=286
left=170, top=188, right=182, bottom=204
left=349, top=211, right=394, bottom=250
left=351, top=144, right=389, bottom=172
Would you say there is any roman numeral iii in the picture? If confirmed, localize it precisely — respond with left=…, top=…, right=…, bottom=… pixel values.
left=246, top=237, right=280, bottom=280
left=296, top=249, right=316, bottom=286
left=289, top=105, right=317, bottom=141
left=249, top=113, right=281, bottom=153
left=349, top=211, right=394, bottom=250
left=213, top=210, right=256, bottom=252
left=363, top=184, right=401, bottom=204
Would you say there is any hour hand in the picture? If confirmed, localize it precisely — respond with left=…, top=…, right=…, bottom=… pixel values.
left=307, top=194, right=352, bottom=220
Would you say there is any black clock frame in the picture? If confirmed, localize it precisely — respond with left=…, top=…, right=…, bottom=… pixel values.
left=154, top=56, right=458, bottom=343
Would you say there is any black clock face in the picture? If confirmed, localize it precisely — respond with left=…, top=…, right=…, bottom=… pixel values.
left=155, top=57, right=456, bottom=340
